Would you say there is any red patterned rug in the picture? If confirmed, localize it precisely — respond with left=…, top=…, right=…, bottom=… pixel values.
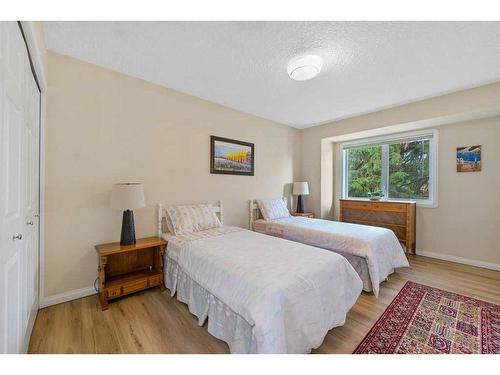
left=353, top=281, right=500, bottom=354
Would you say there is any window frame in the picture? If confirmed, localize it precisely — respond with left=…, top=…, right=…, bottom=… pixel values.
left=341, top=129, right=439, bottom=208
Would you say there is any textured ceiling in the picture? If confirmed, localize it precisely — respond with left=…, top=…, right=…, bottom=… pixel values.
left=43, top=21, right=500, bottom=128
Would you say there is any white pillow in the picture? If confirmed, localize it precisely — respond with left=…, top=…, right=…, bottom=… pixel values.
left=256, top=198, right=291, bottom=221
left=165, top=204, right=222, bottom=235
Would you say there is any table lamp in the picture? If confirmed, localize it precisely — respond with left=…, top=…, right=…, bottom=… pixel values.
left=110, top=183, right=145, bottom=245
left=292, top=182, right=309, bottom=213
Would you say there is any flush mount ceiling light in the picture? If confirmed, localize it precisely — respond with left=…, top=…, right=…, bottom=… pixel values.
left=287, top=54, right=323, bottom=81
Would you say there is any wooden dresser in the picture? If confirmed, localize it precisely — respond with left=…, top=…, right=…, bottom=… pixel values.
left=339, top=199, right=416, bottom=253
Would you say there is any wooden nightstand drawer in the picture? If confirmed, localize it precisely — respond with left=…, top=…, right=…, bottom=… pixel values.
left=148, top=274, right=162, bottom=286
left=122, top=279, right=149, bottom=295
left=291, top=212, right=315, bottom=218
left=106, top=287, right=122, bottom=299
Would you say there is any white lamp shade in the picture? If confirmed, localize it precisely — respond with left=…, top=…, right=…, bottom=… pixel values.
left=292, top=182, right=309, bottom=195
left=110, top=183, right=146, bottom=210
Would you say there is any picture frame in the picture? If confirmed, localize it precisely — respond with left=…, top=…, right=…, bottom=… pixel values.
left=456, top=145, right=481, bottom=172
left=210, top=136, right=255, bottom=176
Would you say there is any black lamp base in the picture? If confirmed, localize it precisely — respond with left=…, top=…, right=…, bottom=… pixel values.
left=120, top=209, right=136, bottom=246
left=296, top=195, right=304, bottom=214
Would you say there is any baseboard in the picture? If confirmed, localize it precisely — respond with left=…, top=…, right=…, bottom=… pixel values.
left=40, top=285, right=97, bottom=308
left=415, top=249, right=500, bottom=272
left=21, top=307, right=38, bottom=353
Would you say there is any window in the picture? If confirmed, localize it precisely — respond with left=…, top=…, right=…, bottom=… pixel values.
left=342, top=130, right=438, bottom=207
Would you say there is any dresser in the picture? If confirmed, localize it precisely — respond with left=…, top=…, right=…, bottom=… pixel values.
left=339, top=199, right=416, bottom=253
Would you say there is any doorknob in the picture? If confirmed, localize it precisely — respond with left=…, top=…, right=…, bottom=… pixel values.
left=26, top=221, right=34, bottom=226
left=12, top=234, right=22, bottom=240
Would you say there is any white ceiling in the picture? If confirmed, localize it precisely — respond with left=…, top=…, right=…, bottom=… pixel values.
left=43, top=21, right=500, bottom=129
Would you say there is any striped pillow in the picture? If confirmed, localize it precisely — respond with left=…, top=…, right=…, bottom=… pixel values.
left=256, top=198, right=291, bottom=221
left=165, top=204, right=222, bottom=235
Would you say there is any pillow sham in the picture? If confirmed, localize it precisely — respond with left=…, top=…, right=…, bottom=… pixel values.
left=165, top=204, right=222, bottom=235
left=256, top=198, right=291, bottom=221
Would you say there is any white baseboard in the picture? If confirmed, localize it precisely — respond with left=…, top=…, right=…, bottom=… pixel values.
left=40, top=285, right=97, bottom=308
left=416, top=249, right=500, bottom=272
left=21, top=307, right=38, bottom=353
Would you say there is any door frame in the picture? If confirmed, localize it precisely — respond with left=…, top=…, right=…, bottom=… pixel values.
left=17, top=21, right=47, bottom=311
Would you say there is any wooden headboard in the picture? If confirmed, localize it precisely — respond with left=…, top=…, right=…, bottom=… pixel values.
left=248, top=197, right=288, bottom=230
left=157, top=200, right=224, bottom=237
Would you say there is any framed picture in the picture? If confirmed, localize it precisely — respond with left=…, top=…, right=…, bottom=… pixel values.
left=456, top=145, right=481, bottom=172
left=210, top=136, right=254, bottom=176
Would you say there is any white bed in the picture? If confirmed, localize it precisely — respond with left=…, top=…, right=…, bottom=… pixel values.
left=250, top=198, right=410, bottom=297
left=158, top=202, right=362, bottom=354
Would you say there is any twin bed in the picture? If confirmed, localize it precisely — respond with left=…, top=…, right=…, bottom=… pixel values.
left=158, top=198, right=409, bottom=354
left=250, top=198, right=409, bottom=297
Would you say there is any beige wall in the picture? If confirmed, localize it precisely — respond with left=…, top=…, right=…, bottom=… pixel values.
left=300, top=83, right=500, bottom=266
left=45, top=52, right=301, bottom=297
left=32, top=22, right=47, bottom=79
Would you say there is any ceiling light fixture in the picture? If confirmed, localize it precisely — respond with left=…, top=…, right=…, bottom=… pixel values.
left=287, top=54, right=323, bottom=81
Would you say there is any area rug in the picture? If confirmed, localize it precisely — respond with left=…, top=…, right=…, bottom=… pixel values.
left=353, top=281, right=500, bottom=354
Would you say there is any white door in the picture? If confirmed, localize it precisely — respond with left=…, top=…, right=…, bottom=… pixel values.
left=0, top=21, right=40, bottom=354
left=22, top=53, right=40, bottom=351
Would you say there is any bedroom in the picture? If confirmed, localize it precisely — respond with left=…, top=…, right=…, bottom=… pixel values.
left=1, top=0, right=500, bottom=372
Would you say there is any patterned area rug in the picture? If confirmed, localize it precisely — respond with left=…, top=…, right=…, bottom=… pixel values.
left=354, top=281, right=500, bottom=354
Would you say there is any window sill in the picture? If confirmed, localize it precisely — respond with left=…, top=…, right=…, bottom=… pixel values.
left=415, top=201, right=438, bottom=209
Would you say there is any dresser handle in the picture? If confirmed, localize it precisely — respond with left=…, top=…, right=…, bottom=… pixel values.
left=26, top=221, right=34, bottom=226
left=12, top=234, right=22, bottom=240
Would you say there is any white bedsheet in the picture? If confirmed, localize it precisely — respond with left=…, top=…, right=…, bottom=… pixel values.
left=252, top=219, right=373, bottom=292
left=254, top=217, right=409, bottom=297
left=164, top=226, right=362, bottom=354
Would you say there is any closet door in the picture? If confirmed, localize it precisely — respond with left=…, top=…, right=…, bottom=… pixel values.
left=21, top=52, right=40, bottom=352
left=25, top=58, right=40, bottom=346
left=0, top=21, right=40, bottom=354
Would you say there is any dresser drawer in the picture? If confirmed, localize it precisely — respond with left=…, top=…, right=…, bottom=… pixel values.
left=343, top=220, right=406, bottom=240
left=342, top=208, right=407, bottom=225
left=341, top=200, right=408, bottom=212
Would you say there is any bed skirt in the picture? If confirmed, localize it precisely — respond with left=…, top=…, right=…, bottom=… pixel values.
left=340, top=253, right=374, bottom=292
left=164, top=256, right=255, bottom=353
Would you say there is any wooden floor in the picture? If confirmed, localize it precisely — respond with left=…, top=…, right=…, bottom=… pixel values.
left=28, top=254, right=500, bottom=354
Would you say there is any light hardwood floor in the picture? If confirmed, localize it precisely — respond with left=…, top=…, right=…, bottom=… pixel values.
left=28, top=255, right=500, bottom=354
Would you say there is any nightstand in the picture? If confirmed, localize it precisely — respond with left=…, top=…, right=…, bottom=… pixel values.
left=95, top=237, right=167, bottom=310
left=292, top=212, right=315, bottom=218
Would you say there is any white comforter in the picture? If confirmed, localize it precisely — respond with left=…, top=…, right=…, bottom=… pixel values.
left=272, top=217, right=409, bottom=297
left=165, top=227, right=362, bottom=354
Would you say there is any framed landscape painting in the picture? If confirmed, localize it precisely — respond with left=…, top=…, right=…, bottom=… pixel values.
left=456, top=145, right=481, bottom=172
left=210, top=136, right=254, bottom=176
